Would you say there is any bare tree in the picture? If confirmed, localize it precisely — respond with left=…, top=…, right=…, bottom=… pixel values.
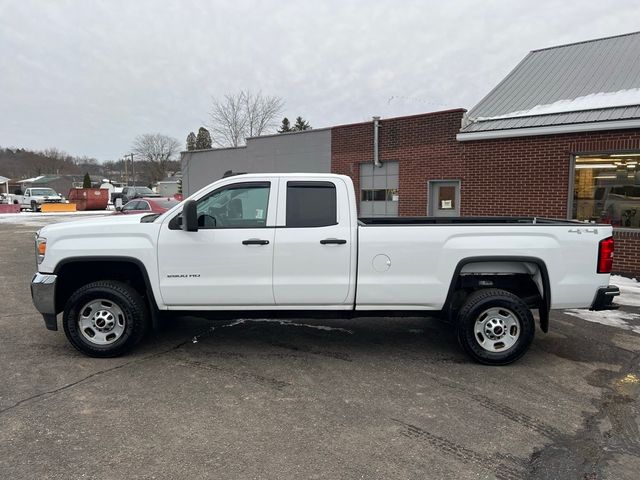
left=209, top=90, right=284, bottom=147
left=131, top=133, right=180, bottom=183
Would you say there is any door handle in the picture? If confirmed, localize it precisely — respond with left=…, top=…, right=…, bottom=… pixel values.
left=242, top=239, right=270, bottom=245
left=320, top=238, right=347, bottom=245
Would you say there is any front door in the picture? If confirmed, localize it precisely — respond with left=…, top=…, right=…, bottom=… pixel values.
left=157, top=180, right=277, bottom=307
left=429, top=180, right=460, bottom=217
left=272, top=178, right=355, bottom=306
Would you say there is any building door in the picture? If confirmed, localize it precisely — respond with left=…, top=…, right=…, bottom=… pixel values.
left=429, top=180, right=460, bottom=217
left=359, top=162, right=399, bottom=216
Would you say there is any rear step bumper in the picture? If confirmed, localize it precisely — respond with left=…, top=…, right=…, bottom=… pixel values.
left=590, top=285, right=620, bottom=311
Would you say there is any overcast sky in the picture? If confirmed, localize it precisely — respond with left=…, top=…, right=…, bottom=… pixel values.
left=1, top=0, right=640, bottom=161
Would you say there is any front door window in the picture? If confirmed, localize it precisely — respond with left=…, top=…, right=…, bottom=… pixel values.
left=196, top=182, right=270, bottom=229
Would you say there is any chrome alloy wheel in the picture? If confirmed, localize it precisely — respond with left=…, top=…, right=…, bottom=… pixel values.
left=78, top=299, right=126, bottom=345
left=473, top=307, right=520, bottom=353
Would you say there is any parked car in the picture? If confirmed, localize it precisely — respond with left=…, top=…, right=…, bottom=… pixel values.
left=13, top=187, right=63, bottom=211
left=31, top=173, right=619, bottom=364
left=111, top=186, right=161, bottom=205
left=117, top=197, right=180, bottom=215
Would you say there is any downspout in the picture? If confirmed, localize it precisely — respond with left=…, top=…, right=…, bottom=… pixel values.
left=373, top=116, right=382, bottom=167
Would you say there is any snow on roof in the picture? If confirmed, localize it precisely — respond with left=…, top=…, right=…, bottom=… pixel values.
left=475, top=88, right=640, bottom=121
left=462, top=31, right=640, bottom=133
left=21, top=175, right=46, bottom=183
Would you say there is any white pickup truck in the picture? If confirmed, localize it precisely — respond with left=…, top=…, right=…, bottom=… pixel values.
left=31, top=173, right=619, bottom=365
left=14, top=187, right=64, bottom=211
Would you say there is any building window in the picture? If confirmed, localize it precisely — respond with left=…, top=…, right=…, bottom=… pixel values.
left=360, top=189, right=398, bottom=202
left=573, top=154, right=640, bottom=228
left=360, top=161, right=399, bottom=216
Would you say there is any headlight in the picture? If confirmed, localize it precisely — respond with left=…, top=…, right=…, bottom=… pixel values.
left=35, top=236, right=47, bottom=264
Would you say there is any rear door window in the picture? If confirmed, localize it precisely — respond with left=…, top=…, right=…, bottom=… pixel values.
left=286, top=182, right=337, bottom=227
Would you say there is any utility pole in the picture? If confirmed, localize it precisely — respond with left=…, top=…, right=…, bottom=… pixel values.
left=124, top=153, right=134, bottom=185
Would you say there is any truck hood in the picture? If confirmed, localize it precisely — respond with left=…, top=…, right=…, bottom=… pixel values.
left=38, top=213, right=153, bottom=238
left=37, top=213, right=162, bottom=274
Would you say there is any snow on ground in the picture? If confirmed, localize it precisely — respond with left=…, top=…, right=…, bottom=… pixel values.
left=611, top=275, right=640, bottom=307
left=564, top=309, right=640, bottom=335
left=475, top=87, right=640, bottom=121
left=564, top=275, right=640, bottom=334
left=0, top=211, right=114, bottom=227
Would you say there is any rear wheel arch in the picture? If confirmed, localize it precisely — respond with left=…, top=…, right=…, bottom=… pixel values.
left=444, top=256, right=551, bottom=332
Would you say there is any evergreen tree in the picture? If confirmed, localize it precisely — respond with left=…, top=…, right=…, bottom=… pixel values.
left=186, top=132, right=197, bottom=151
left=292, top=116, right=311, bottom=131
left=82, top=172, right=92, bottom=188
left=278, top=117, right=292, bottom=133
left=195, top=127, right=213, bottom=149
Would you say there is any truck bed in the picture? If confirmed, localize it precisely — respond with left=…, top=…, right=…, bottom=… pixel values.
left=358, top=216, right=588, bottom=226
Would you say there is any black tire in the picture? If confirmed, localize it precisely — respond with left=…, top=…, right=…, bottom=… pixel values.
left=63, top=280, right=148, bottom=357
left=456, top=288, right=534, bottom=366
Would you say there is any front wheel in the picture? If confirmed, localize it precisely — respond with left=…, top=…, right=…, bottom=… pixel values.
left=63, top=281, right=148, bottom=357
left=456, top=288, right=535, bottom=365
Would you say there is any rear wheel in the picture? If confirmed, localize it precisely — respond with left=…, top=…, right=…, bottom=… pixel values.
left=63, top=280, right=148, bottom=357
left=456, top=288, right=534, bottom=365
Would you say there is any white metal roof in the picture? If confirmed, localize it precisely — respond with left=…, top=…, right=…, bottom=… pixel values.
left=461, top=31, right=640, bottom=137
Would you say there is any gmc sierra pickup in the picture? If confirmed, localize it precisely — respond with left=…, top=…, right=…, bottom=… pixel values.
left=31, top=173, right=620, bottom=364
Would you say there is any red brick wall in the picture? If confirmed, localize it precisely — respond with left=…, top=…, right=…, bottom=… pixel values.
left=331, top=110, right=640, bottom=276
left=331, top=109, right=466, bottom=216
left=613, top=230, right=640, bottom=278
left=459, top=131, right=640, bottom=217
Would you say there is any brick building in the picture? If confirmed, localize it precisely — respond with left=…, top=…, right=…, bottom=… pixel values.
left=332, top=32, right=640, bottom=276
left=183, top=32, right=640, bottom=276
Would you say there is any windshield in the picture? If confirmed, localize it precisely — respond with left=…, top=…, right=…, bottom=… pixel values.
left=135, top=187, right=154, bottom=195
left=30, top=188, right=57, bottom=196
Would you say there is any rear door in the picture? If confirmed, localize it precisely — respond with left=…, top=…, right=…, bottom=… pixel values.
left=272, top=178, right=355, bottom=306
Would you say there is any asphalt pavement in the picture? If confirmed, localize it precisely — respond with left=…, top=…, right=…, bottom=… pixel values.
left=1, top=215, right=639, bottom=479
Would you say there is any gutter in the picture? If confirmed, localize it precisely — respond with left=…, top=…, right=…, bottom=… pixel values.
left=373, top=116, right=381, bottom=167
left=456, top=118, right=640, bottom=141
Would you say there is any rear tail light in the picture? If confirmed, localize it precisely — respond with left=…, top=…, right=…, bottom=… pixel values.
left=597, top=236, right=614, bottom=274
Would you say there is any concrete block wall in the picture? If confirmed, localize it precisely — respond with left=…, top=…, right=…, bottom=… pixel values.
left=181, top=128, right=332, bottom=196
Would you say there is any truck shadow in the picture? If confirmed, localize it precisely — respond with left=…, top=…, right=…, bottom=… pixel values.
left=143, top=315, right=470, bottom=364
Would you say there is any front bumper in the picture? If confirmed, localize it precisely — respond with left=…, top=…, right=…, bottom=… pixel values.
left=31, top=273, right=58, bottom=330
left=590, top=285, right=620, bottom=311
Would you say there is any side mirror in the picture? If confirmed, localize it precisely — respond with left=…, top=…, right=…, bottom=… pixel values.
left=182, top=199, right=198, bottom=232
